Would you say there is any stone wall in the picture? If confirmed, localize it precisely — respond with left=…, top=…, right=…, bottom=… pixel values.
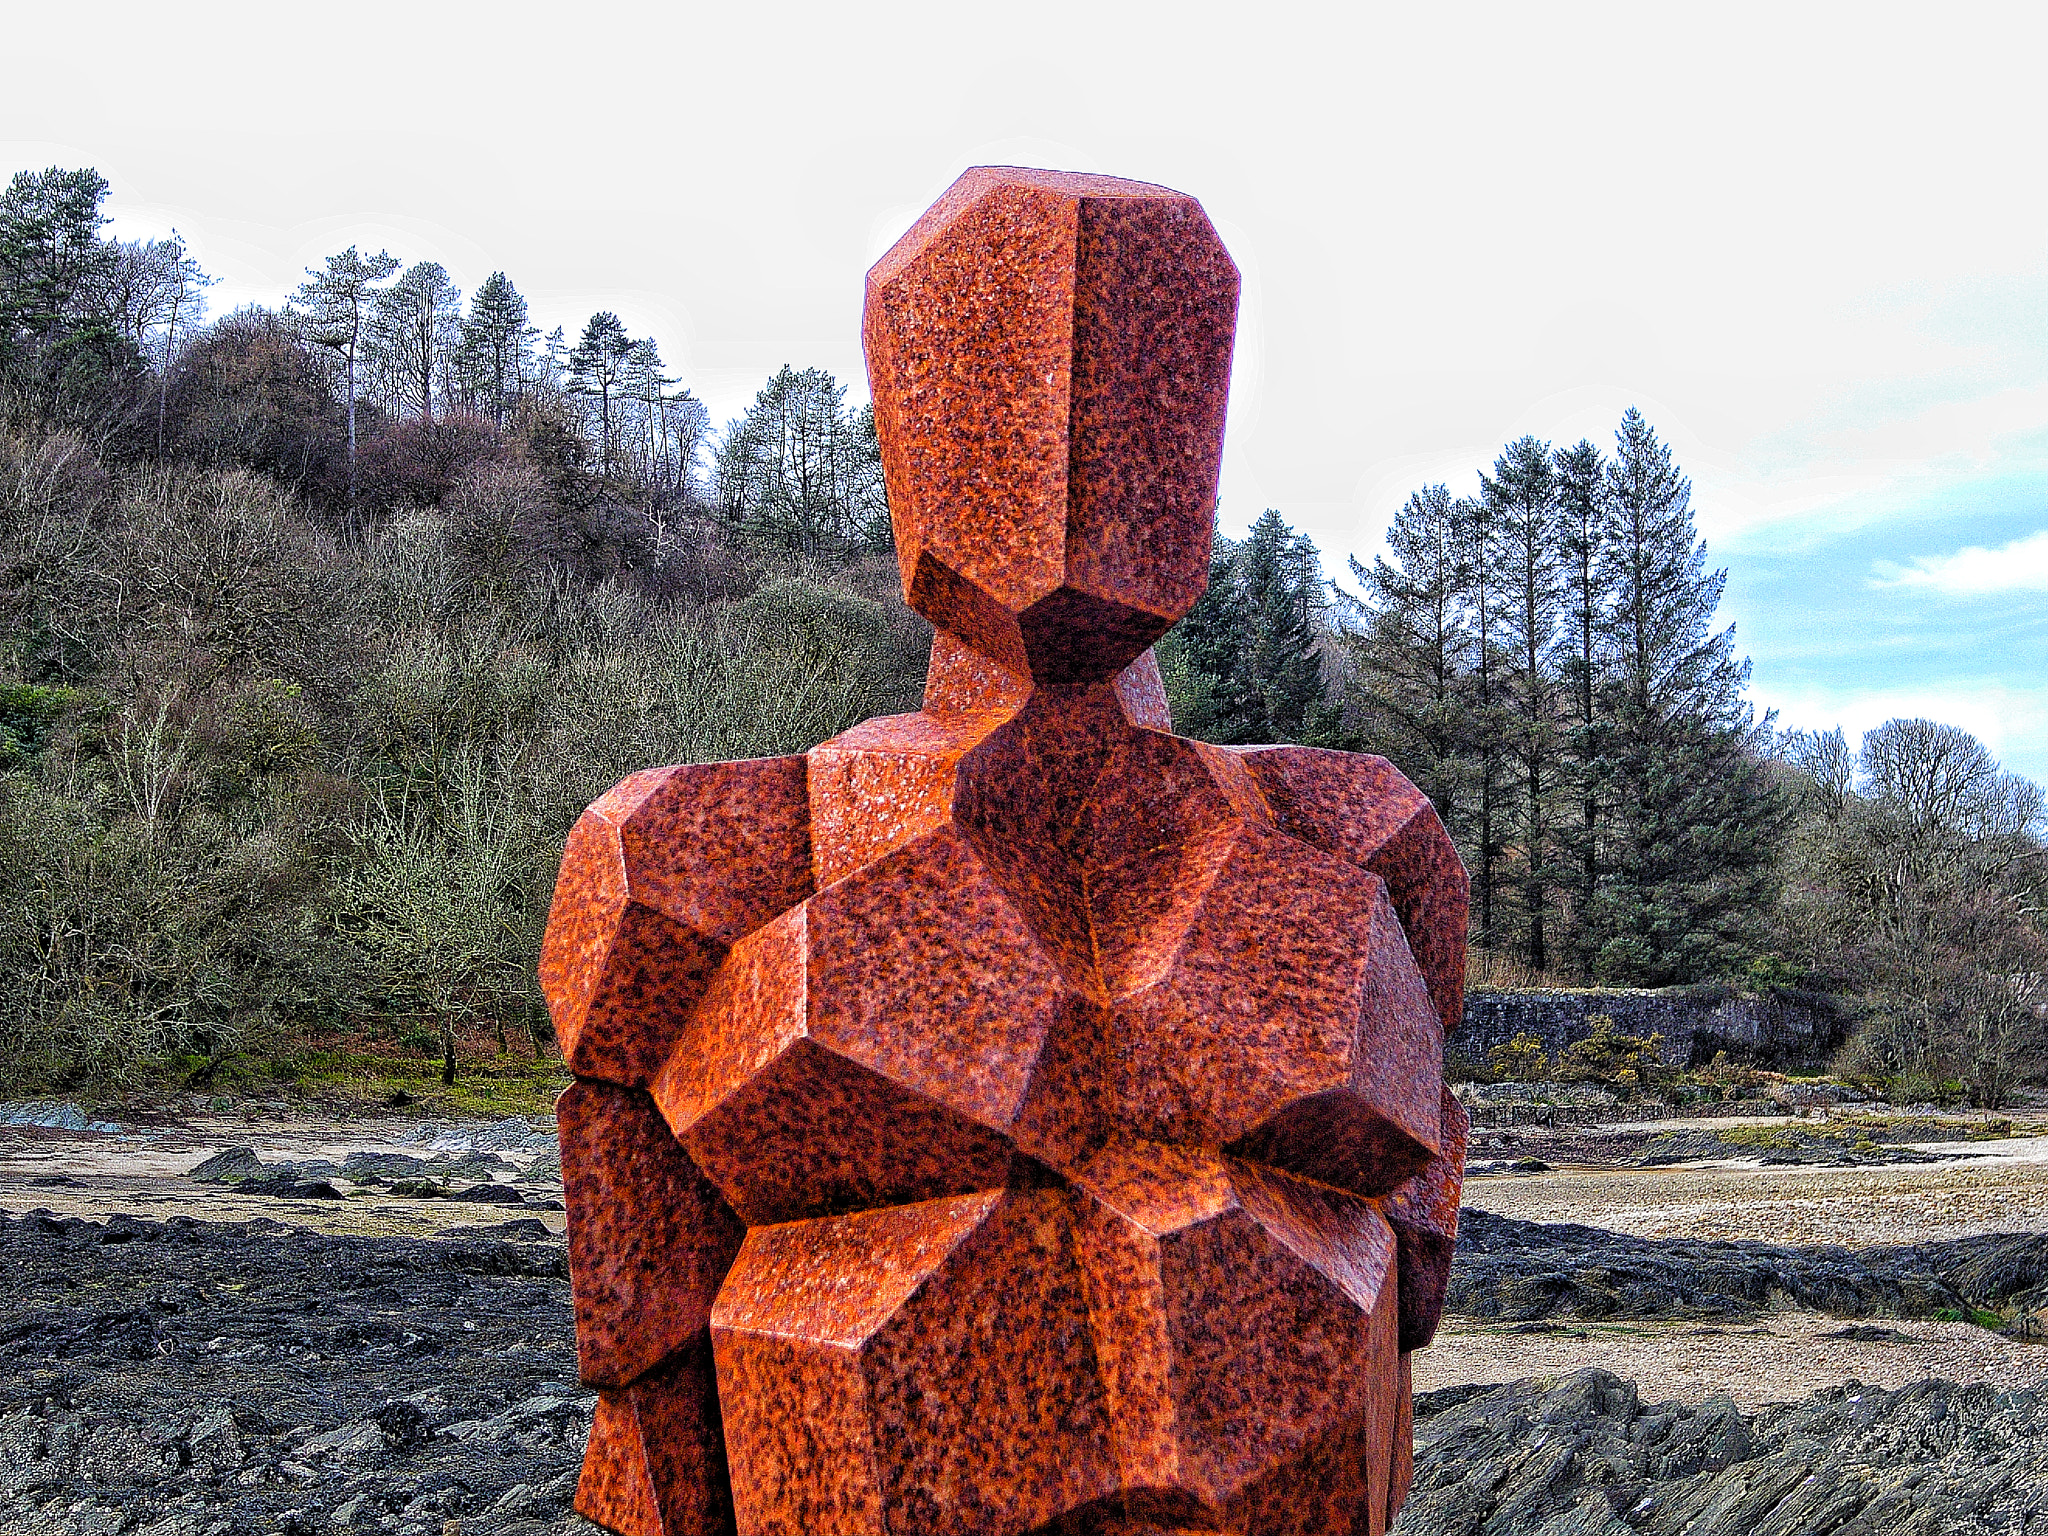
left=1451, top=986, right=1851, bottom=1071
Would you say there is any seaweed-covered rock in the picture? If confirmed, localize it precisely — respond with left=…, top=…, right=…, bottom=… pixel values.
left=1446, top=1208, right=2048, bottom=1322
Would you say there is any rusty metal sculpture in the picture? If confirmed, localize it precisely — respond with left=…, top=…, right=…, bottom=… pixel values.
left=540, top=167, right=1469, bottom=1536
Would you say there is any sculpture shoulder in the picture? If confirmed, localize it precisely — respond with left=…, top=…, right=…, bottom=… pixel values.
left=1228, top=745, right=1469, bottom=1036
left=1225, top=746, right=1447, bottom=872
left=540, top=756, right=813, bottom=1086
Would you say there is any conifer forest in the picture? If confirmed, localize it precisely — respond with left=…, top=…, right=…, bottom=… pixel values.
left=1, top=165, right=2042, bottom=1108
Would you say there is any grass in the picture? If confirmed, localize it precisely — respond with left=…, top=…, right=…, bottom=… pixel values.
left=6, top=1025, right=572, bottom=1121
left=1700, top=1116, right=2015, bottom=1151
left=1929, top=1307, right=2006, bottom=1330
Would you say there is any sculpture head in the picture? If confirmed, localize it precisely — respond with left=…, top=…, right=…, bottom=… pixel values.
left=863, top=167, right=1241, bottom=687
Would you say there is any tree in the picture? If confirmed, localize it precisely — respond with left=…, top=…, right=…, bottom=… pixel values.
left=1345, top=483, right=1473, bottom=830
left=568, top=312, right=633, bottom=478
left=0, top=167, right=135, bottom=426
left=1452, top=489, right=1509, bottom=955
left=291, top=246, right=399, bottom=509
left=1552, top=438, right=1609, bottom=975
left=455, top=271, right=532, bottom=427
left=1586, top=408, right=1780, bottom=983
left=1483, top=436, right=1560, bottom=972
left=95, top=233, right=213, bottom=455
left=711, top=365, right=886, bottom=555
left=1163, top=510, right=1334, bottom=746
left=1777, top=718, right=2046, bottom=1104
left=372, top=261, right=460, bottom=423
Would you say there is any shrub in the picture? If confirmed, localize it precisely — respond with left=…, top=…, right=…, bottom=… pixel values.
left=1556, top=1013, right=1664, bottom=1089
left=1487, top=1032, right=1551, bottom=1082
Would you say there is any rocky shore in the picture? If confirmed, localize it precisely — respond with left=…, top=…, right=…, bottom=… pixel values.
left=0, top=1210, right=591, bottom=1536
left=6, top=1106, right=2048, bottom=1534
left=1402, top=1368, right=2048, bottom=1534
left=1449, top=1207, right=2048, bottom=1325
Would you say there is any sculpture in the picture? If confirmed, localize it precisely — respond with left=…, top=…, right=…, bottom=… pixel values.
left=540, top=167, right=1469, bottom=1536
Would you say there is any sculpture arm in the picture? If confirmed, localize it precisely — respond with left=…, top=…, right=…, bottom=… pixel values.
left=540, top=756, right=813, bottom=1087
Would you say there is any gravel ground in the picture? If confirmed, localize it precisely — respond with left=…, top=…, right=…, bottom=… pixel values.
left=1462, top=1145, right=2048, bottom=1246
left=1416, top=1313, right=2048, bottom=1409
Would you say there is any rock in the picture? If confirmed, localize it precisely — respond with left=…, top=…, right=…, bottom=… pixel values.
left=374, top=1402, right=434, bottom=1450
left=0, top=1210, right=584, bottom=1533
left=298, top=1421, right=384, bottom=1460
left=444, top=1182, right=523, bottom=1206
left=1769, top=1079, right=1869, bottom=1111
left=79, top=1424, right=165, bottom=1484
left=513, top=1152, right=561, bottom=1186
left=1399, top=1369, right=2048, bottom=1534
left=1446, top=1208, right=2048, bottom=1323
left=184, top=1148, right=266, bottom=1184
left=0, top=1102, right=123, bottom=1133
left=341, top=1152, right=430, bottom=1182
left=183, top=1408, right=240, bottom=1476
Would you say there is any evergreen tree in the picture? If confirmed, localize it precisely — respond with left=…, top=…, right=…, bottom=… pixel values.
left=1588, top=408, right=1780, bottom=982
left=1452, top=490, right=1508, bottom=954
left=1483, top=436, right=1560, bottom=973
left=372, top=261, right=460, bottom=422
left=710, top=366, right=884, bottom=556
left=568, top=312, right=633, bottom=478
left=1164, top=511, right=1334, bottom=745
left=1346, top=483, right=1473, bottom=834
left=1552, top=437, right=1610, bottom=977
left=0, top=167, right=135, bottom=426
left=290, top=245, right=399, bottom=508
left=456, top=271, right=533, bottom=427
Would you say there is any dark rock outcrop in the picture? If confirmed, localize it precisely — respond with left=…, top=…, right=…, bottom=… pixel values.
left=1454, top=987, right=1851, bottom=1071
left=1398, top=1369, right=2048, bottom=1534
left=1448, top=1208, right=2048, bottom=1323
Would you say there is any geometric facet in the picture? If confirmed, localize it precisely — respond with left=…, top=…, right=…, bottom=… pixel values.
left=712, top=1190, right=1118, bottom=1536
left=558, top=1079, right=745, bottom=1389
left=540, top=758, right=812, bottom=1086
left=866, top=167, right=1239, bottom=686
left=549, top=164, right=1465, bottom=1536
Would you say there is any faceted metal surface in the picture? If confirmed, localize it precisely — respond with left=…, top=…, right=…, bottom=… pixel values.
left=541, top=166, right=1469, bottom=1536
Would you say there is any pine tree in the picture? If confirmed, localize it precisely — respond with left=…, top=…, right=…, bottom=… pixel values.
left=568, top=312, right=633, bottom=478
left=1346, top=483, right=1473, bottom=832
left=372, top=261, right=460, bottom=422
left=1589, top=408, right=1781, bottom=982
left=0, top=167, right=134, bottom=425
left=457, top=272, right=533, bottom=427
left=290, top=245, right=399, bottom=510
left=1552, top=437, right=1610, bottom=977
left=710, top=366, right=881, bottom=556
left=1452, top=490, right=1509, bottom=955
left=1484, top=436, right=1560, bottom=973
left=1164, top=511, right=1333, bottom=745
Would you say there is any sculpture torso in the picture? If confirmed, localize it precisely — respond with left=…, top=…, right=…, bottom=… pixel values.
left=542, top=167, right=1469, bottom=1536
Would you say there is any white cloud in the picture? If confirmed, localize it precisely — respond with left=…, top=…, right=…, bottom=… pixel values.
left=1873, top=528, right=2048, bottom=594
left=1754, top=679, right=2048, bottom=787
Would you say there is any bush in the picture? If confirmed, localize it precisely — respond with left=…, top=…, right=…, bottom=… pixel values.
left=358, top=413, right=503, bottom=513
left=1556, top=1013, right=1664, bottom=1090
left=1487, top=1032, right=1551, bottom=1082
left=163, top=311, right=349, bottom=501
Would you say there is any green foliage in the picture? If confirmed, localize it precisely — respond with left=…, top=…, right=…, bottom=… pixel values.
left=1165, top=509, right=1340, bottom=746
left=1347, top=411, right=1784, bottom=984
left=0, top=427, right=928, bottom=1094
left=711, top=366, right=887, bottom=557
left=1555, top=1013, right=1664, bottom=1089
left=0, top=682, right=81, bottom=765
left=1487, top=1032, right=1552, bottom=1082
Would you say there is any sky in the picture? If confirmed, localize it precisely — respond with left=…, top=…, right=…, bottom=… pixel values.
left=6, top=2, right=2046, bottom=782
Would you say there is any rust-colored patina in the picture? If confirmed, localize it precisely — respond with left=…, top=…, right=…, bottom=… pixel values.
left=543, top=166, right=1470, bottom=1536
